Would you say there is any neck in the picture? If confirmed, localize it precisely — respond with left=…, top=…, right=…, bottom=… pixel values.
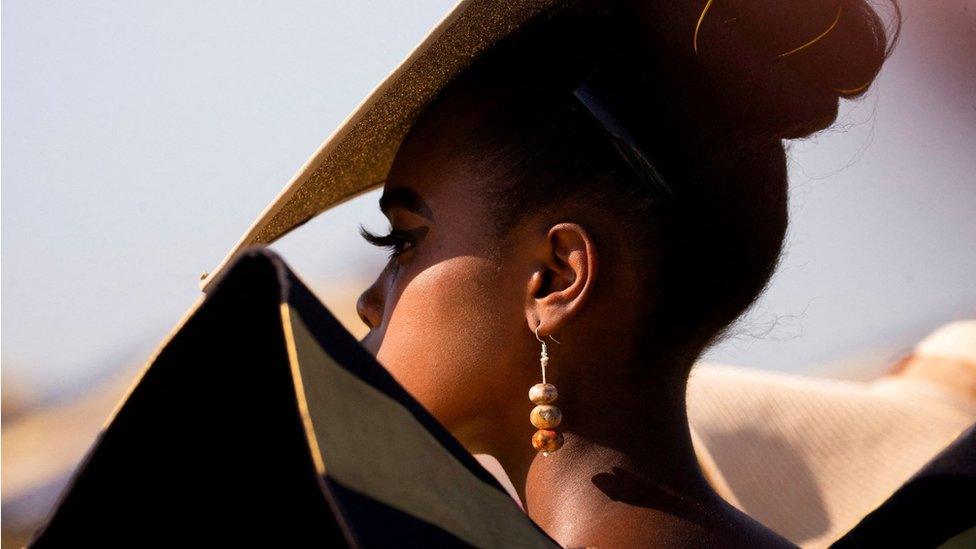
left=491, top=361, right=718, bottom=542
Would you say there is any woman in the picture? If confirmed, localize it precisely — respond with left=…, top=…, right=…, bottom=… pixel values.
left=354, top=0, right=896, bottom=546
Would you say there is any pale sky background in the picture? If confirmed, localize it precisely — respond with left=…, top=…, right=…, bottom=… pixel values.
left=3, top=0, right=974, bottom=403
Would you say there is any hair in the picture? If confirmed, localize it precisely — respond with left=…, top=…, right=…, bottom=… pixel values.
left=409, top=0, right=899, bottom=368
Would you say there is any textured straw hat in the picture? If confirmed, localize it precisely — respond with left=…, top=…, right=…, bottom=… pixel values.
left=199, top=0, right=565, bottom=293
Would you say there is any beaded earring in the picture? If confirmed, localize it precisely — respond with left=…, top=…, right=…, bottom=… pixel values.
left=529, top=325, right=564, bottom=456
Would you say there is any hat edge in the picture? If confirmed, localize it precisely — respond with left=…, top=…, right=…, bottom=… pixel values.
left=199, top=0, right=479, bottom=293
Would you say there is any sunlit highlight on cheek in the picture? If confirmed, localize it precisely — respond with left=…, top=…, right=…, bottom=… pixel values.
left=381, top=257, right=473, bottom=350
left=374, top=254, right=509, bottom=408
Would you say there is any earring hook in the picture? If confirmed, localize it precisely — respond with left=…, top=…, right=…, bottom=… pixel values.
left=535, top=324, right=561, bottom=344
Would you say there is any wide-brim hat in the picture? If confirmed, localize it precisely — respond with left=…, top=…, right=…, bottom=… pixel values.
left=199, top=0, right=567, bottom=293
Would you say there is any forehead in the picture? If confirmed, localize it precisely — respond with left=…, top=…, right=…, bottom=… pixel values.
left=382, top=89, right=492, bottom=215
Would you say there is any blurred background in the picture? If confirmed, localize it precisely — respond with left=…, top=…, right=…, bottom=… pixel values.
left=2, top=0, right=974, bottom=545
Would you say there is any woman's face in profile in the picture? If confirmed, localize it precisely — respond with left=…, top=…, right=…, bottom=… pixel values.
left=356, top=99, right=540, bottom=451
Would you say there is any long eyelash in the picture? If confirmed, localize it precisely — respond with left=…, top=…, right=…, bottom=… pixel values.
left=358, top=223, right=411, bottom=259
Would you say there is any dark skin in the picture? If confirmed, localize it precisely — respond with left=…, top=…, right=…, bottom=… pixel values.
left=356, top=87, right=794, bottom=548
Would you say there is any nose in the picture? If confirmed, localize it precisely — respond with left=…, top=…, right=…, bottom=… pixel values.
left=356, top=281, right=383, bottom=332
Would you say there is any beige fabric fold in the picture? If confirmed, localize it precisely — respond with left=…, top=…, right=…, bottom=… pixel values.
left=687, top=360, right=974, bottom=548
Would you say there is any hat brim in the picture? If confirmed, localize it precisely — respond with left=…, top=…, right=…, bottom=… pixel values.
left=199, top=0, right=562, bottom=293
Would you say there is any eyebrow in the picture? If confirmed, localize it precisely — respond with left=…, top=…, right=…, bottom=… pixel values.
left=378, top=186, right=434, bottom=221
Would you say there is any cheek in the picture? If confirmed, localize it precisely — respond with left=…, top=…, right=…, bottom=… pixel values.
left=375, top=255, right=522, bottom=427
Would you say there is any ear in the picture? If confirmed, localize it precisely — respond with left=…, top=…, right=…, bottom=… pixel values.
left=524, top=222, right=599, bottom=337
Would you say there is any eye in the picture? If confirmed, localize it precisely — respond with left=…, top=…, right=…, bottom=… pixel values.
left=358, top=224, right=417, bottom=260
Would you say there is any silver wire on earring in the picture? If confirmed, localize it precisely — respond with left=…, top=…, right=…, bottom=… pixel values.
left=529, top=323, right=564, bottom=456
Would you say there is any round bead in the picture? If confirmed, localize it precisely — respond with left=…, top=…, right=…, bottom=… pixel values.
left=530, top=404, right=562, bottom=429
left=532, top=429, right=564, bottom=453
left=528, top=383, right=558, bottom=404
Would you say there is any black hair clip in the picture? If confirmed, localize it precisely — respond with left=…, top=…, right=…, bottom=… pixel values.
left=571, top=78, right=674, bottom=202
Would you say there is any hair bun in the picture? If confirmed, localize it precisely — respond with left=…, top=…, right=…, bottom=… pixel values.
left=624, top=0, right=900, bottom=140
